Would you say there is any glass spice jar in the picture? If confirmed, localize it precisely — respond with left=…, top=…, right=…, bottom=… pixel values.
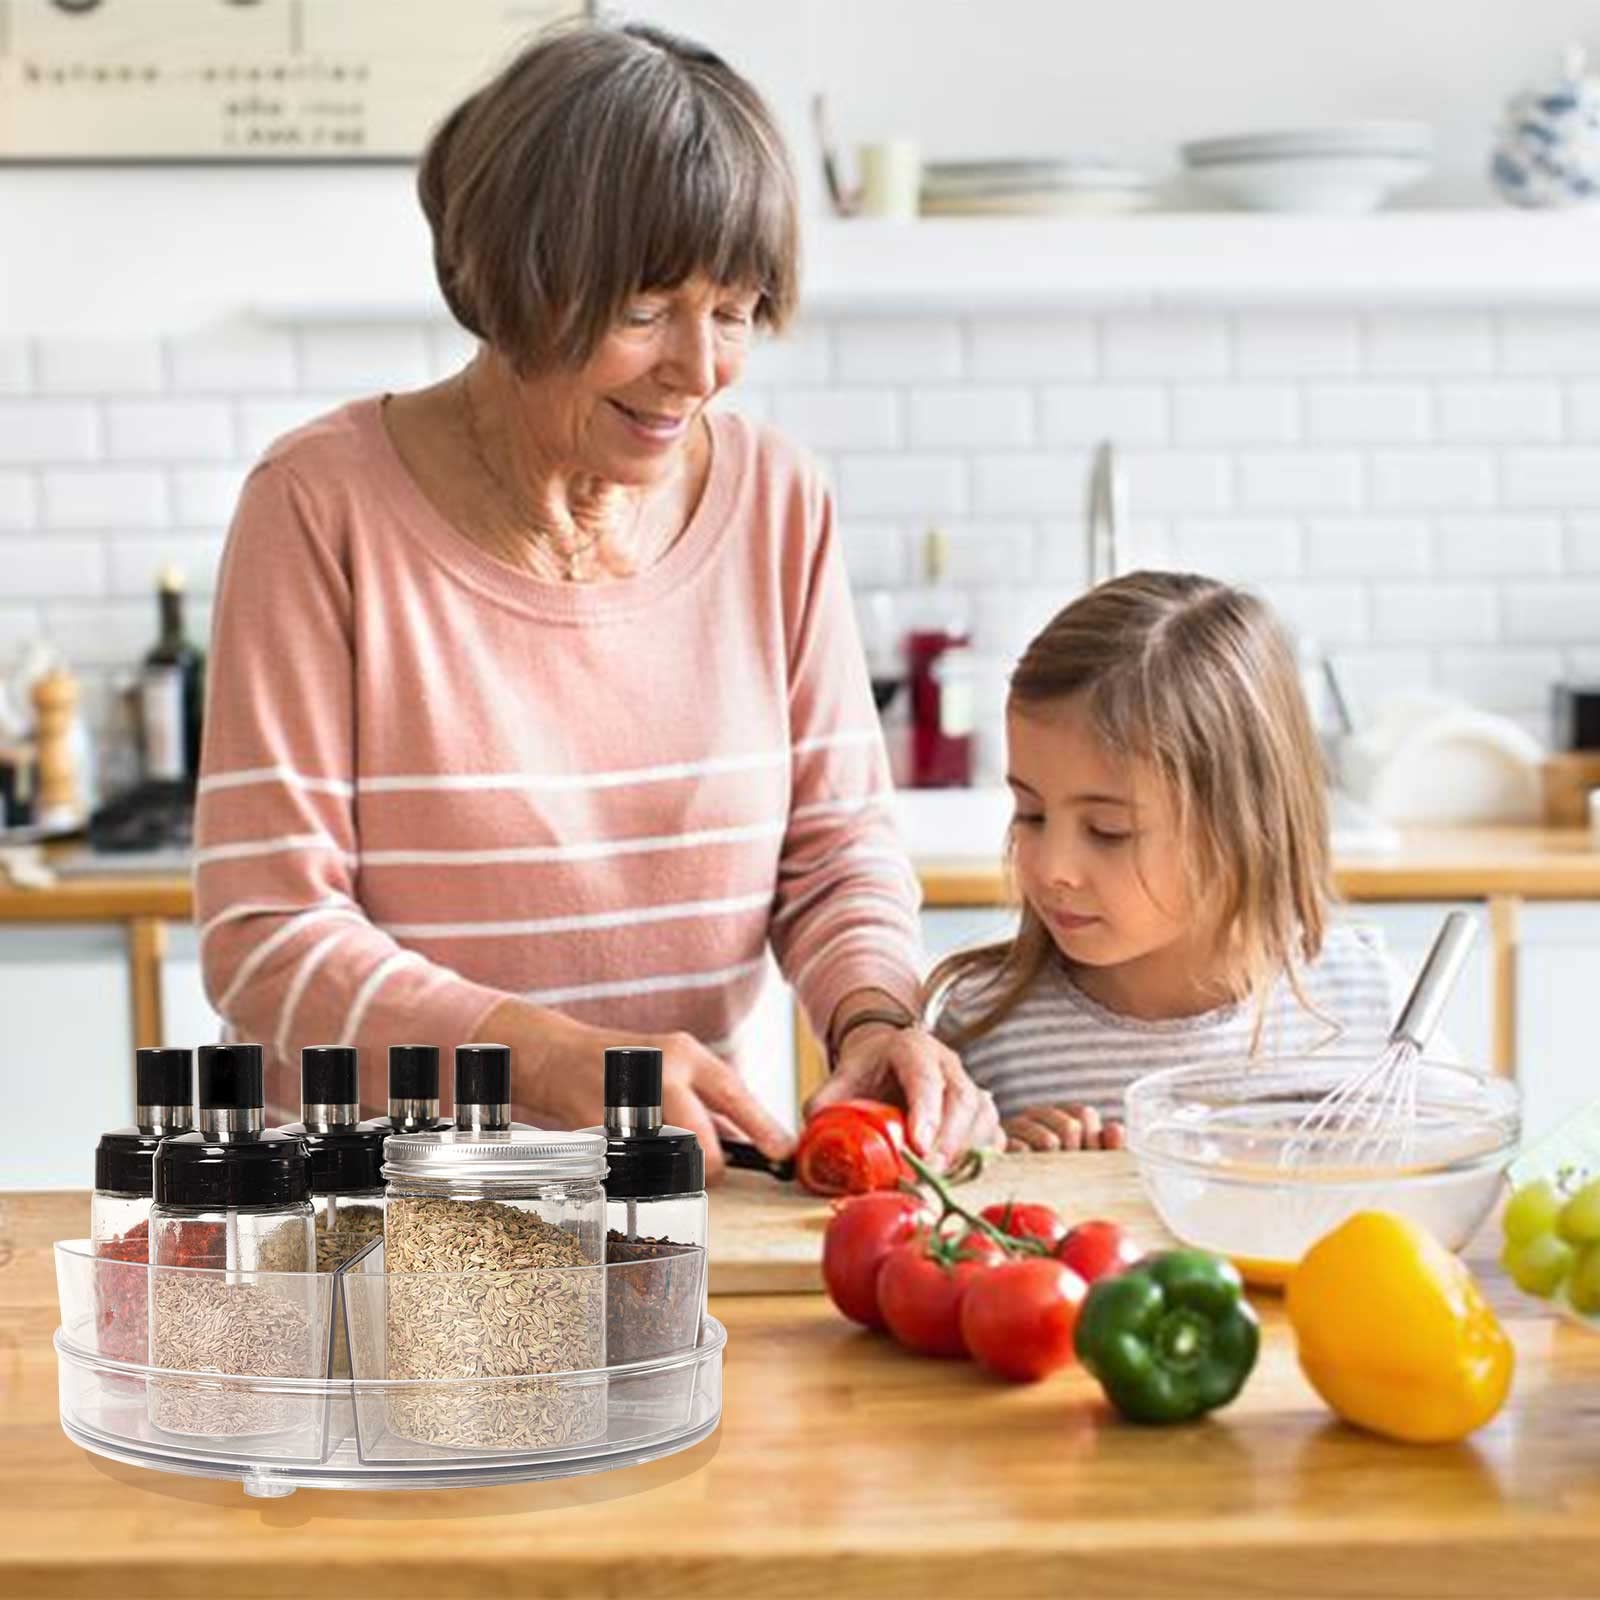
left=585, top=1047, right=708, bottom=1365
left=276, top=1046, right=385, bottom=1273
left=381, top=1127, right=608, bottom=1451
left=91, top=1047, right=194, bottom=1364
left=148, top=1043, right=319, bottom=1439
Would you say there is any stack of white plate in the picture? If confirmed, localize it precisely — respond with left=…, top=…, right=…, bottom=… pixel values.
left=1181, top=122, right=1433, bottom=212
left=920, top=158, right=1154, bottom=216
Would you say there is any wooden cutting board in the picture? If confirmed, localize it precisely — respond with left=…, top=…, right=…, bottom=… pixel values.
left=706, top=1150, right=1173, bottom=1295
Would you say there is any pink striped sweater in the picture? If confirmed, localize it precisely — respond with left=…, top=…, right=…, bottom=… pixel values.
left=195, top=397, right=923, bottom=1118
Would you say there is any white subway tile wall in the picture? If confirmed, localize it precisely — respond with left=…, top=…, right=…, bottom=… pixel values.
left=1, top=309, right=1598, bottom=747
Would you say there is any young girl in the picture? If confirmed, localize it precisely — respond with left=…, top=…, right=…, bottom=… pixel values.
left=927, top=571, right=1397, bottom=1155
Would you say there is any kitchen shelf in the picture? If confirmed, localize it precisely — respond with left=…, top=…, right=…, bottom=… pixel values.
left=254, top=210, right=1600, bottom=321
left=6, top=163, right=1600, bottom=335
left=801, top=210, right=1600, bottom=311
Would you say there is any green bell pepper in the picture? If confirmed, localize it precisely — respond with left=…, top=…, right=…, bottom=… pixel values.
left=1073, top=1249, right=1260, bottom=1424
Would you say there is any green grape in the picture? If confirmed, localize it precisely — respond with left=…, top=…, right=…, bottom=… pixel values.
left=1557, top=1178, right=1600, bottom=1246
left=1501, top=1233, right=1576, bottom=1298
left=1568, top=1243, right=1600, bottom=1316
left=1503, top=1179, right=1565, bottom=1246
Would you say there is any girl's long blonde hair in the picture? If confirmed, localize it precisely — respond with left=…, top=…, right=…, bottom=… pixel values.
left=926, top=571, right=1333, bottom=1047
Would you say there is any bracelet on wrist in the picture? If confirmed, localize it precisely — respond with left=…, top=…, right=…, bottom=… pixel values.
left=827, top=1004, right=917, bottom=1070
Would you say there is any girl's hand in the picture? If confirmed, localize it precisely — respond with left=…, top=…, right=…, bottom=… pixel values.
left=1002, top=1102, right=1126, bottom=1153
left=807, top=1022, right=1004, bottom=1170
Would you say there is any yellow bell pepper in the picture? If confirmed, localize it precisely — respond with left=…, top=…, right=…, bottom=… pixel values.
left=1286, top=1211, right=1513, bottom=1444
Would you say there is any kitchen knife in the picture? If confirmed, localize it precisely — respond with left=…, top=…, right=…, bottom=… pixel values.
left=722, top=1139, right=795, bottom=1182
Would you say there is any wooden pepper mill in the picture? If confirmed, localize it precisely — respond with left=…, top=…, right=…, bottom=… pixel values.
left=30, top=667, right=81, bottom=825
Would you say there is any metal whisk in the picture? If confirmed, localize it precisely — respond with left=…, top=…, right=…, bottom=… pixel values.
left=1279, top=910, right=1479, bottom=1170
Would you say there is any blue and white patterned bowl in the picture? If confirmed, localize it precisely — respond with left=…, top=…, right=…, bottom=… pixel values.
left=1492, top=46, right=1600, bottom=207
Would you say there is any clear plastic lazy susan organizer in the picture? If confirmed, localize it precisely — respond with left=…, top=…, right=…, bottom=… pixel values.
left=52, top=1238, right=723, bottom=1497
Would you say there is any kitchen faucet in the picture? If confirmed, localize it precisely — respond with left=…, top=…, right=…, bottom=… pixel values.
left=1085, top=439, right=1127, bottom=587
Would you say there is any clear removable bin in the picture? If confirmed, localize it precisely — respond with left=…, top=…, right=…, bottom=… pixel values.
left=338, top=1238, right=706, bottom=1461
left=52, top=1238, right=721, bottom=1496
left=55, top=1239, right=335, bottom=1463
left=604, top=1195, right=710, bottom=1365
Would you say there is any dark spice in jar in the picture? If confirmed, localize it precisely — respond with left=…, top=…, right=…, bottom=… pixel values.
left=605, top=1231, right=703, bottom=1364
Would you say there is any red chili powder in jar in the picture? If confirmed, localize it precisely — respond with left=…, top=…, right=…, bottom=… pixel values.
left=94, top=1221, right=150, bottom=1364
left=95, top=1219, right=227, bottom=1363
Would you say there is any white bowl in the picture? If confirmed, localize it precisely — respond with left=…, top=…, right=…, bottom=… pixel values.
left=1187, top=154, right=1430, bottom=213
left=1183, top=122, right=1434, bottom=166
left=1125, top=1056, right=1519, bottom=1285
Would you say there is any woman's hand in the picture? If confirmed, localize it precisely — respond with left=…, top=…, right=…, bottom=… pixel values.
left=807, top=1022, right=1003, bottom=1170
left=1001, top=1102, right=1126, bottom=1154
left=482, top=1002, right=793, bottom=1182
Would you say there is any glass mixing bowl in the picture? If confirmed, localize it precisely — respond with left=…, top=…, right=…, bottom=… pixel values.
left=1125, top=1056, right=1520, bottom=1287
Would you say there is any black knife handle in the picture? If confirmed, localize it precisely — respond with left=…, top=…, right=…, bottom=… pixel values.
left=722, top=1140, right=795, bottom=1182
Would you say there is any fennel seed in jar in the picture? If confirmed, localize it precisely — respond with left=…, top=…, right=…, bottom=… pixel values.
left=383, top=1194, right=605, bottom=1451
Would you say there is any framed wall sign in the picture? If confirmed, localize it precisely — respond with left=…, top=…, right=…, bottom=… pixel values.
left=0, top=0, right=588, bottom=162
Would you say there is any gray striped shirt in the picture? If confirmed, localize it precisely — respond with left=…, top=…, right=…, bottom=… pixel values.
left=936, top=922, right=1400, bottom=1123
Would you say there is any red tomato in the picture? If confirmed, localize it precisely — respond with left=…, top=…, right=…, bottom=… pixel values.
left=810, top=1099, right=908, bottom=1152
left=794, top=1113, right=903, bottom=1198
left=979, top=1201, right=1066, bottom=1248
left=795, top=1101, right=910, bottom=1196
left=876, top=1234, right=996, bottom=1358
left=955, top=1227, right=1008, bottom=1264
left=822, top=1192, right=927, bottom=1328
left=960, top=1259, right=1088, bottom=1383
left=1055, top=1219, right=1141, bottom=1284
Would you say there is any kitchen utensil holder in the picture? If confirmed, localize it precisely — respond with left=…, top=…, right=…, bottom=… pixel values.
left=52, top=1238, right=721, bottom=1498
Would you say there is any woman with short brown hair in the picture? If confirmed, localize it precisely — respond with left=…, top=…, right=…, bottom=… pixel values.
left=195, top=21, right=999, bottom=1173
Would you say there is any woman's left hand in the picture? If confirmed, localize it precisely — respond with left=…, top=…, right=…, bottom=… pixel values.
left=806, top=1023, right=1002, bottom=1170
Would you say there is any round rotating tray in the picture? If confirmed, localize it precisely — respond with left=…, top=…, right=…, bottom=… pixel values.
left=55, top=1317, right=725, bottom=1498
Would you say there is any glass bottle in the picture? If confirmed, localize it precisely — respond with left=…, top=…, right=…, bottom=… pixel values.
left=139, top=564, right=205, bottom=797
left=148, top=1044, right=317, bottom=1438
left=380, top=1127, right=609, bottom=1449
left=584, top=1046, right=708, bottom=1363
left=150, top=1043, right=314, bottom=1277
left=276, top=1046, right=385, bottom=1273
left=91, top=1046, right=194, bottom=1252
left=905, top=527, right=973, bottom=788
left=90, top=1047, right=193, bottom=1364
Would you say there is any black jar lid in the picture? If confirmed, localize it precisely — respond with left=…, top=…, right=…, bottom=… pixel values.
left=600, top=1125, right=705, bottom=1199
left=388, top=1044, right=441, bottom=1100
left=154, top=1129, right=311, bottom=1210
left=96, top=1047, right=195, bottom=1195
left=595, top=1046, right=704, bottom=1198
left=135, top=1047, right=192, bottom=1109
left=94, top=1128, right=164, bottom=1198
left=300, top=1045, right=359, bottom=1106
left=198, top=1042, right=264, bottom=1111
left=454, top=1043, right=511, bottom=1107
left=277, top=1122, right=385, bottom=1196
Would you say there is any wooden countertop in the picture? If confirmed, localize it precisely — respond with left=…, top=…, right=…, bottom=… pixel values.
left=0, top=860, right=192, bottom=921
left=6, top=1172, right=1600, bottom=1599
left=3, top=827, right=1599, bottom=925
